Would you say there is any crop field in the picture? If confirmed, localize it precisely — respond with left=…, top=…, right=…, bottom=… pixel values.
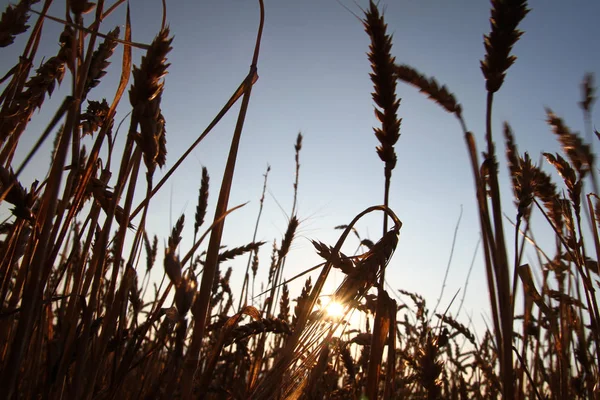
left=0, top=0, right=599, bottom=399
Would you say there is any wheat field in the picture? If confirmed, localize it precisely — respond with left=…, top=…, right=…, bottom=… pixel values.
left=0, top=0, right=599, bottom=399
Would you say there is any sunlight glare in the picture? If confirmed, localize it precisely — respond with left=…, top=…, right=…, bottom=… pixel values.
left=325, top=300, right=345, bottom=320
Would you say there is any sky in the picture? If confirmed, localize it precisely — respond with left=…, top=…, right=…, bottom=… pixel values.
left=2, top=0, right=600, bottom=334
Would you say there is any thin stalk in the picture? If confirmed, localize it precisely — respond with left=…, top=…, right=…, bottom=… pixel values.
left=0, top=104, right=78, bottom=400
left=272, top=135, right=302, bottom=317
left=433, top=205, right=463, bottom=316
left=238, top=164, right=270, bottom=311
left=180, top=3, right=264, bottom=398
left=485, top=91, right=513, bottom=400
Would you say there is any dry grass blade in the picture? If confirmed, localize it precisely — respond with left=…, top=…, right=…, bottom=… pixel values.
left=517, top=264, right=552, bottom=319
left=110, top=3, right=132, bottom=115
left=595, top=196, right=600, bottom=227
left=480, top=0, right=530, bottom=93
left=395, top=64, right=462, bottom=116
left=182, top=3, right=265, bottom=396
left=545, top=290, right=587, bottom=309
left=366, top=290, right=391, bottom=399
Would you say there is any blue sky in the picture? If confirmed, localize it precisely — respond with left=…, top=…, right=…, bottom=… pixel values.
left=2, top=0, right=599, bottom=332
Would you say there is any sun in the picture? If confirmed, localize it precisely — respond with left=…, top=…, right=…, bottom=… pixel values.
left=325, top=300, right=346, bottom=320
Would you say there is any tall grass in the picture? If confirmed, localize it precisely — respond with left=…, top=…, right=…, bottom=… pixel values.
left=0, top=0, right=598, bottom=399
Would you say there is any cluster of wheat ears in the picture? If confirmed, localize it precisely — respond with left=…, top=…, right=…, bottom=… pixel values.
left=0, top=0, right=599, bottom=399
